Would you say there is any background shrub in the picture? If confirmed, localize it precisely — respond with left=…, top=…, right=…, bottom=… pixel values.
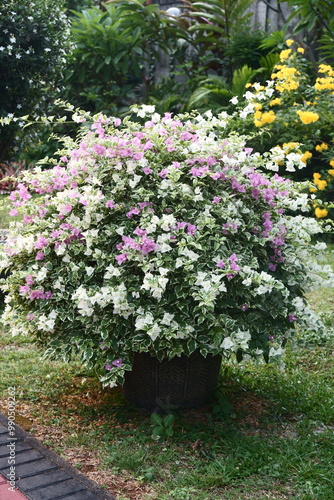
left=0, top=0, right=70, bottom=163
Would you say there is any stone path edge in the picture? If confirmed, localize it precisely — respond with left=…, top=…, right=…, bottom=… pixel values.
left=0, top=413, right=116, bottom=500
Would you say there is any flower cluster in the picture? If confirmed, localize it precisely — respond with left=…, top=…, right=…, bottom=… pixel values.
left=1, top=106, right=333, bottom=386
left=228, top=40, right=334, bottom=219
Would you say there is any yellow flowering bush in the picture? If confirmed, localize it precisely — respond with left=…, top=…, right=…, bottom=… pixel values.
left=228, top=40, right=334, bottom=219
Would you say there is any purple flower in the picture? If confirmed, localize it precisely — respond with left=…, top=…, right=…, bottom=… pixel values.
left=112, top=358, right=123, bottom=367
left=25, top=275, right=34, bottom=285
left=289, top=313, right=297, bottom=322
left=241, top=304, right=249, bottom=311
left=35, top=235, right=49, bottom=249
left=105, top=359, right=123, bottom=370
left=228, top=253, right=238, bottom=263
left=140, top=237, right=158, bottom=255
left=142, top=166, right=152, bottom=175
left=29, top=289, right=45, bottom=300
left=106, top=199, right=116, bottom=208
left=115, top=253, right=128, bottom=265
left=133, top=226, right=147, bottom=237
left=19, top=285, right=30, bottom=293
left=187, top=224, right=197, bottom=235
left=36, top=251, right=45, bottom=261
left=158, top=169, right=168, bottom=178
left=230, top=262, right=240, bottom=272
left=213, top=197, right=221, bottom=203
left=216, top=259, right=225, bottom=268
left=126, top=207, right=140, bottom=218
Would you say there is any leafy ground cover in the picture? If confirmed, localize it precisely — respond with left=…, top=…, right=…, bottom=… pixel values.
left=0, top=194, right=333, bottom=500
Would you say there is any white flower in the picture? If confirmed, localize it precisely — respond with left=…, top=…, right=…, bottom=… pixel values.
left=161, top=313, right=174, bottom=326
left=135, top=313, right=154, bottom=330
left=180, top=247, right=200, bottom=261
left=230, top=96, right=238, bottom=105
left=36, top=268, right=48, bottom=282
left=221, top=337, right=234, bottom=349
left=147, top=324, right=161, bottom=341
left=85, top=266, right=94, bottom=276
left=136, top=105, right=155, bottom=118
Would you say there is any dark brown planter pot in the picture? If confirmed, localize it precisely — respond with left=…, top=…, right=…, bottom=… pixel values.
left=122, top=350, right=222, bottom=412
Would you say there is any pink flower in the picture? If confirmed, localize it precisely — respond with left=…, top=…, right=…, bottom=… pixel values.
left=241, top=304, right=249, bottom=311
left=187, top=224, right=197, bottom=235
left=112, top=358, right=123, bottom=367
left=115, top=253, right=128, bottom=265
left=213, top=197, right=221, bottom=203
left=23, top=215, right=34, bottom=224
left=289, top=313, right=297, bottom=322
left=216, top=259, right=225, bottom=268
left=36, top=252, right=45, bottom=261
left=114, top=118, right=121, bottom=127
left=25, top=275, right=34, bottom=285
left=19, top=285, right=30, bottom=293
left=140, top=237, right=159, bottom=255
left=105, top=199, right=116, bottom=208
left=9, top=209, right=18, bottom=217
left=142, top=166, right=152, bottom=175
left=126, top=207, right=140, bottom=218
left=133, top=226, right=147, bottom=237
left=35, top=235, right=49, bottom=249
left=29, top=289, right=45, bottom=300
left=228, top=254, right=238, bottom=262
left=230, top=262, right=240, bottom=272
left=158, top=169, right=168, bottom=178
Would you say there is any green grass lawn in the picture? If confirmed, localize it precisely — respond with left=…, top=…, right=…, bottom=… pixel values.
left=0, top=192, right=334, bottom=499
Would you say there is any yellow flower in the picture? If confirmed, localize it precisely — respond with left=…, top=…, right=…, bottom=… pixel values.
left=297, top=47, right=305, bottom=54
left=262, top=111, right=276, bottom=125
left=315, top=143, right=329, bottom=152
left=280, top=49, right=292, bottom=61
left=282, top=142, right=300, bottom=152
left=245, top=83, right=252, bottom=88
left=286, top=39, right=294, bottom=47
left=330, top=159, right=334, bottom=167
left=269, top=98, right=281, bottom=106
left=314, top=77, right=334, bottom=91
left=301, top=151, right=312, bottom=163
left=309, top=188, right=317, bottom=193
left=296, top=110, right=319, bottom=124
left=313, top=172, right=321, bottom=181
left=315, top=207, right=328, bottom=218
left=328, top=169, right=334, bottom=176
left=317, top=180, right=327, bottom=190
left=318, top=64, right=334, bottom=76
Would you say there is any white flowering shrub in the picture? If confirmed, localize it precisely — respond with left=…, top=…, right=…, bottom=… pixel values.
left=0, top=0, right=70, bottom=161
left=1, top=106, right=333, bottom=387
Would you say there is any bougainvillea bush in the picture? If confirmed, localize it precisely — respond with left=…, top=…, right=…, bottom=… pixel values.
left=1, top=106, right=333, bottom=386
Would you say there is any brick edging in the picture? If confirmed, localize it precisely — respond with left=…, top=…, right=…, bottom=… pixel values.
left=0, top=413, right=116, bottom=500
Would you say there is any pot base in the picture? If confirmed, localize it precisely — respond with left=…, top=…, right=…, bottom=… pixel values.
left=122, top=350, right=222, bottom=412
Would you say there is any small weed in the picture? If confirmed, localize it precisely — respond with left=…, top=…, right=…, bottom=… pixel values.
left=150, top=413, right=175, bottom=440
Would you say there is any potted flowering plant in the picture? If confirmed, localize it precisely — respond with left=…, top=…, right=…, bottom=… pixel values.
left=0, top=105, right=332, bottom=410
